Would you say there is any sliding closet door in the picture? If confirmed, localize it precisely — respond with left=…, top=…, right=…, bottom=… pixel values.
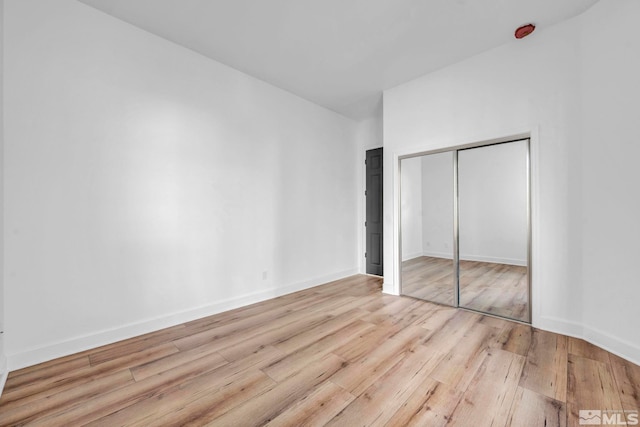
left=400, top=152, right=455, bottom=306
left=457, top=140, right=530, bottom=322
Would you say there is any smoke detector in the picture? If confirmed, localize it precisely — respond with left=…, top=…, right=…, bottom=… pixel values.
left=515, top=24, right=535, bottom=39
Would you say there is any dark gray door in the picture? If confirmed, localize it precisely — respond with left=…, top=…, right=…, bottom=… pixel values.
left=366, top=148, right=383, bottom=276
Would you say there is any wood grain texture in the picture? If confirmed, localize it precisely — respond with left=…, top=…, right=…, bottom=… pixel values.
left=610, top=353, right=640, bottom=412
left=506, top=387, right=566, bottom=427
left=0, top=274, right=636, bottom=426
left=447, top=349, right=525, bottom=427
left=519, top=328, right=568, bottom=402
left=385, top=377, right=455, bottom=427
left=402, top=256, right=529, bottom=322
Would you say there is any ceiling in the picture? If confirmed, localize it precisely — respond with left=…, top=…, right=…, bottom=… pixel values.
left=79, top=0, right=599, bottom=120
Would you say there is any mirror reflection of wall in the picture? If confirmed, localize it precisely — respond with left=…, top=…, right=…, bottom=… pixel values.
left=401, top=152, right=454, bottom=306
left=399, top=139, right=530, bottom=323
left=401, top=157, right=423, bottom=262
left=458, top=141, right=529, bottom=321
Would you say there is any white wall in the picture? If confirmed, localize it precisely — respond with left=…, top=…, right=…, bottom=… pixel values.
left=421, top=152, right=454, bottom=259
left=384, top=7, right=583, bottom=328
left=400, top=157, right=422, bottom=261
left=384, top=0, right=581, bottom=331
left=356, top=100, right=383, bottom=273
left=579, top=0, right=640, bottom=362
left=3, top=0, right=359, bottom=370
left=357, top=100, right=384, bottom=152
left=0, top=0, right=7, bottom=394
left=384, top=0, right=640, bottom=364
left=458, top=141, right=528, bottom=266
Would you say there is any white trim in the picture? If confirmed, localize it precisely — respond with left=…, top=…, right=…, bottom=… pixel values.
left=419, top=251, right=526, bottom=267
left=537, top=315, right=584, bottom=338
left=537, top=315, right=640, bottom=366
left=382, top=286, right=400, bottom=296
left=421, top=251, right=454, bottom=260
left=0, top=354, right=7, bottom=399
left=6, top=268, right=358, bottom=371
left=459, top=254, right=527, bottom=267
left=582, top=324, right=640, bottom=367
left=529, top=126, right=541, bottom=329
left=389, top=151, right=401, bottom=295
left=401, top=251, right=424, bottom=262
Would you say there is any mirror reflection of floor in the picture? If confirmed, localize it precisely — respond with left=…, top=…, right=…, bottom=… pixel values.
left=401, top=256, right=455, bottom=306
left=401, top=256, right=528, bottom=322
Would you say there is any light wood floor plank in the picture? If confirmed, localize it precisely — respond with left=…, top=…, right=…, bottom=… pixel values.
left=263, top=319, right=375, bottom=382
left=567, top=354, right=625, bottom=426
left=0, top=343, right=174, bottom=413
left=216, top=309, right=363, bottom=362
left=204, top=353, right=345, bottom=426
left=1, top=274, right=637, bottom=426
left=331, top=320, right=403, bottom=362
left=1, top=354, right=91, bottom=396
left=88, top=325, right=186, bottom=366
left=568, top=336, right=612, bottom=363
left=27, top=348, right=230, bottom=426
left=0, top=369, right=134, bottom=426
left=0, top=343, right=178, bottom=416
left=177, top=308, right=329, bottom=356
left=264, top=381, right=355, bottom=427
left=272, top=308, right=369, bottom=355
left=492, top=322, right=533, bottom=357
left=172, top=295, right=341, bottom=352
left=129, top=341, right=226, bottom=381
left=326, top=345, right=444, bottom=427
left=519, top=328, right=568, bottom=401
left=413, top=304, right=458, bottom=330
left=610, top=353, right=640, bottom=412
left=506, top=386, right=566, bottom=427
left=447, top=349, right=525, bottom=427
left=429, top=321, right=496, bottom=388
left=329, top=325, right=430, bottom=395
left=106, top=345, right=286, bottom=427
left=90, top=369, right=275, bottom=427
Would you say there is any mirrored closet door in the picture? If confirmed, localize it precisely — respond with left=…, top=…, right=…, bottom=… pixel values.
left=400, top=152, right=455, bottom=306
left=400, top=138, right=531, bottom=323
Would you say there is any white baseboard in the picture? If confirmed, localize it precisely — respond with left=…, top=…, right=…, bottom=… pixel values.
left=382, top=281, right=399, bottom=295
left=7, top=268, right=359, bottom=371
left=7, top=270, right=640, bottom=379
left=459, top=254, right=527, bottom=266
left=536, top=315, right=584, bottom=338
left=582, top=324, right=640, bottom=367
left=421, top=251, right=453, bottom=260
left=420, top=251, right=526, bottom=267
left=0, top=354, right=7, bottom=399
left=401, top=251, right=423, bottom=262
left=536, top=315, right=640, bottom=366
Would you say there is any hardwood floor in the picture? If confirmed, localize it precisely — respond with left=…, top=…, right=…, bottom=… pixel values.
left=402, top=256, right=528, bottom=321
left=1, top=275, right=638, bottom=426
